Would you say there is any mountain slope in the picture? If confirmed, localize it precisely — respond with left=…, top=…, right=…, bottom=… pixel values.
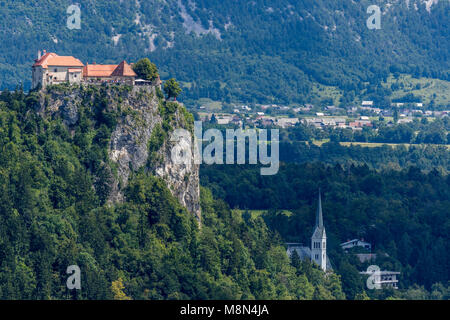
left=0, top=0, right=449, bottom=104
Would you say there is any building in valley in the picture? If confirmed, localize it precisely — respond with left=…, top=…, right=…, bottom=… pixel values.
left=340, top=239, right=372, bottom=252
left=360, top=270, right=400, bottom=289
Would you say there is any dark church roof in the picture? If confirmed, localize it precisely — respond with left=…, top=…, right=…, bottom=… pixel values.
left=312, top=190, right=326, bottom=239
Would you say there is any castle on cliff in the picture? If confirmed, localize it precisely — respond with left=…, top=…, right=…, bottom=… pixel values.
left=32, top=51, right=160, bottom=89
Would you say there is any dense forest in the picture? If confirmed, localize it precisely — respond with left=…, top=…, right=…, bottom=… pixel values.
left=200, top=163, right=450, bottom=299
left=280, top=140, right=450, bottom=172
left=0, top=87, right=349, bottom=299
left=0, top=0, right=448, bottom=301
left=0, top=85, right=448, bottom=299
left=1, top=0, right=449, bottom=105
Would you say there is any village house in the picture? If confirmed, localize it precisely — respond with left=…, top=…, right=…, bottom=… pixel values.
left=216, top=115, right=233, bottom=125
left=254, top=116, right=276, bottom=127
left=361, top=100, right=374, bottom=107
left=340, top=239, right=372, bottom=251
left=359, top=270, right=400, bottom=289
left=303, top=118, right=324, bottom=129
left=349, top=120, right=372, bottom=129
left=276, top=117, right=299, bottom=128
left=302, top=117, right=347, bottom=129
left=360, top=106, right=382, bottom=114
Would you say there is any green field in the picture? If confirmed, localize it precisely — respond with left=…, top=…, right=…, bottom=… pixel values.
left=310, top=139, right=450, bottom=149
left=233, top=209, right=293, bottom=219
left=311, top=139, right=331, bottom=146
left=309, top=83, right=344, bottom=106
left=384, top=74, right=450, bottom=106
left=197, top=98, right=223, bottom=111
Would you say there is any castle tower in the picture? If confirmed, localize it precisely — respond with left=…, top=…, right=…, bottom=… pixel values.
left=311, top=190, right=327, bottom=271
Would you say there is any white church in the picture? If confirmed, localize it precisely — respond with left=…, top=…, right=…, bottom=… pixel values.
left=287, top=190, right=332, bottom=272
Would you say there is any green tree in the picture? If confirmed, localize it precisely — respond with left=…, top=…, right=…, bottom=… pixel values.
left=132, top=58, right=159, bottom=81
left=111, top=279, right=132, bottom=300
left=393, top=108, right=399, bottom=123
left=164, top=78, right=182, bottom=101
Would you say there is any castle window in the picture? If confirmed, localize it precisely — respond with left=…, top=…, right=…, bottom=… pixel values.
left=54, top=68, right=57, bottom=72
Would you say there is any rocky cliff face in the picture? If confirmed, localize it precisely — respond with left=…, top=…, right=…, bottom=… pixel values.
left=36, top=83, right=201, bottom=223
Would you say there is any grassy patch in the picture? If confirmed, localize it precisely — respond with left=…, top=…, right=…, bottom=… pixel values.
left=311, top=139, right=331, bottom=146
left=234, top=209, right=293, bottom=219
left=197, top=98, right=223, bottom=111
left=384, top=74, right=450, bottom=106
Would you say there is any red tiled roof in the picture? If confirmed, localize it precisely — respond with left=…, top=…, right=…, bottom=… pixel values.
left=83, top=64, right=118, bottom=77
left=33, top=52, right=84, bottom=68
left=111, top=61, right=137, bottom=77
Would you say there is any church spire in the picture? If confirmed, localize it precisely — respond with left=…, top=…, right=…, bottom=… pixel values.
left=311, top=188, right=327, bottom=272
left=316, top=189, right=323, bottom=228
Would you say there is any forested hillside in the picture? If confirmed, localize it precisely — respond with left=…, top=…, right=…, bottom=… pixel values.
left=1, top=0, right=449, bottom=104
left=0, top=86, right=347, bottom=299
left=0, top=0, right=448, bottom=302
left=201, top=163, right=450, bottom=299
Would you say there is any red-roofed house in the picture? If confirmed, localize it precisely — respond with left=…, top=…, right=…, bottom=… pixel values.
left=83, top=63, right=118, bottom=80
left=83, top=60, right=137, bottom=84
left=32, top=50, right=84, bottom=89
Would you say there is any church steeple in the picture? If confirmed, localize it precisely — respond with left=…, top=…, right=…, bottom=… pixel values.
left=316, top=189, right=323, bottom=229
left=311, top=189, right=327, bottom=272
